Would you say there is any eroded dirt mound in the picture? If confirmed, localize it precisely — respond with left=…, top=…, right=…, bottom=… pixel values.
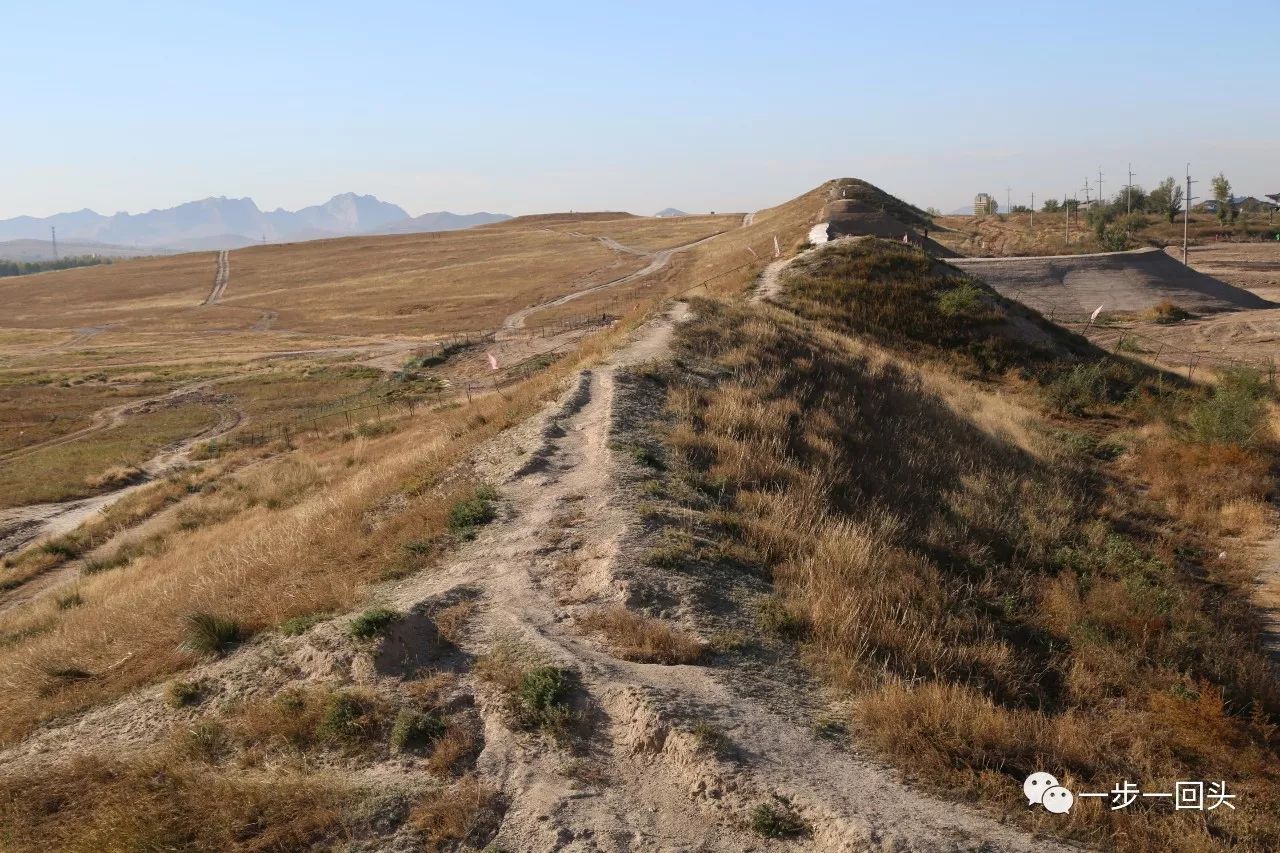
left=822, top=200, right=958, bottom=257
left=951, top=247, right=1275, bottom=318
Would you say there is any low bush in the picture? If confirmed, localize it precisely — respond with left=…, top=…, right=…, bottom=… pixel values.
left=316, top=691, right=385, bottom=746
left=181, top=612, right=241, bottom=656
left=750, top=798, right=808, bottom=838
left=348, top=606, right=399, bottom=640
left=389, top=709, right=447, bottom=754
left=165, top=680, right=202, bottom=708
left=516, top=667, right=573, bottom=735
left=447, top=485, right=499, bottom=538
left=1186, top=368, right=1269, bottom=446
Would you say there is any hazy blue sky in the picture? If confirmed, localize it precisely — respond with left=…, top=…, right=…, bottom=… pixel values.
left=5, top=0, right=1278, bottom=218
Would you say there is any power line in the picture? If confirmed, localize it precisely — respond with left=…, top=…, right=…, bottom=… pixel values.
left=1126, top=163, right=1136, bottom=216
left=1183, top=163, right=1197, bottom=265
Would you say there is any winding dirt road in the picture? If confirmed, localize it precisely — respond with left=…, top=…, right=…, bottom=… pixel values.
left=0, top=400, right=242, bottom=561
left=499, top=230, right=729, bottom=335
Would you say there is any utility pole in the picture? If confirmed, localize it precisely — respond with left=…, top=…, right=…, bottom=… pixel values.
left=1005, top=186, right=1011, bottom=216
left=1030, top=192, right=1035, bottom=229
left=1064, top=193, right=1070, bottom=243
left=1126, top=163, right=1136, bottom=215
left=1183, top=163, right=1196, bottom=265
left=1097, top=166, right=1104, bottom=208
left=50, top=226, right=58, bottom=261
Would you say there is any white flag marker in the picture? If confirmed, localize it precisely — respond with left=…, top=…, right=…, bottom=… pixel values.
left=1090, top=304, right=1104, bottom=321
left=486, top=351, right=499, bottom=371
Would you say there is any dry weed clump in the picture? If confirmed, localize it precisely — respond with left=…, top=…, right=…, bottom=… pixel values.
left=657, top=240, right=1280, bottom=850
left=577, top=606, right=706, bottom=664
left=410, top=774, right=503, bottom=850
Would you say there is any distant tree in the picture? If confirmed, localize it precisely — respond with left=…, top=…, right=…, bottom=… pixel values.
left=1041, top=198, right=1062, bottom=213
left=1212, top=172, right=1233, bottom=224
left=1113, top=185, right=1147, bottom=213
left=925, top=206, right=941, bottom=216
left=0, top=255, right=111, bottom=278
left=1150, top=178, right=1184, bottom=223
left=1064, top=198, right=1080, bottom=213
left=1010, top=204, right=1032, bottom=214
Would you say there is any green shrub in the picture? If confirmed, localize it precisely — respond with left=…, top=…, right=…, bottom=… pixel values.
left=182, top=612, right=241, bottom=656
left=317, top=691, right=382, bottom=745
left=389, top=709, right=447, bottom=754
left=349, top=607, right=399, bottom=640
left=447, top=486, right=499, bottom=537
left=1044, top=361, right=1113, bottom=414
left=280, top=612, right=331, bottom=636
left=750, top=799, right=808, bottom=838
left=1187, top=369, right=1269, bottom=446
left=516, top=666, right=572, bottom=734
left=936, top=279, right=982, bottom=316
left=55, top=589, right=83, bottom=610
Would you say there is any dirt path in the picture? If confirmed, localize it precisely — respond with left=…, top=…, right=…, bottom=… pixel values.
left=499, top=231, right=726, bottom=335
left=0, top=398, right=242, bottom=562
left=752, top=223, right=833, bottom=304
left=201, top=249, right=230, bottom=305
left=386, top=302, right=1062, bottom=850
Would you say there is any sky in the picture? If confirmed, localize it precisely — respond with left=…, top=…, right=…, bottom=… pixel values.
left=4, top=0, right=1279, bottom=219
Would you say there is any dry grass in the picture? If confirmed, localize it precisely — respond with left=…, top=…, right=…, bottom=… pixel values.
left=577, top=606, right=706, bottom=664
left=656, top=239, right=1280, bottom=851
left=410, top=775, right=502, bottom=850
left=1132, top=436, right=1275, bottom=536
left=0, top=401, right=216, bottom=507
left=0, top=305, right=647, bottom=746
left=0, top=756, right=350, bottom=853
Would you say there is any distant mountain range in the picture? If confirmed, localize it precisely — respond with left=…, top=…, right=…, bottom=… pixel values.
left=653, top=208, right=687, bottom=217
left=0, top=194, right=512, bottom=254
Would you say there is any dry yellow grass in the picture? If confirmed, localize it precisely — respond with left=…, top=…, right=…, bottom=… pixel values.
left=0, top=303, right=648, bottom=745
left=0, top=401, right=216, bottom=507
left=578, top=606, right=706, bottom=664
left=655, top=239, right=1280, bottom=851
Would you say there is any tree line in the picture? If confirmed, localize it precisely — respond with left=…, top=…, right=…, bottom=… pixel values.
left=0, top=255, right=113, bottom=278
